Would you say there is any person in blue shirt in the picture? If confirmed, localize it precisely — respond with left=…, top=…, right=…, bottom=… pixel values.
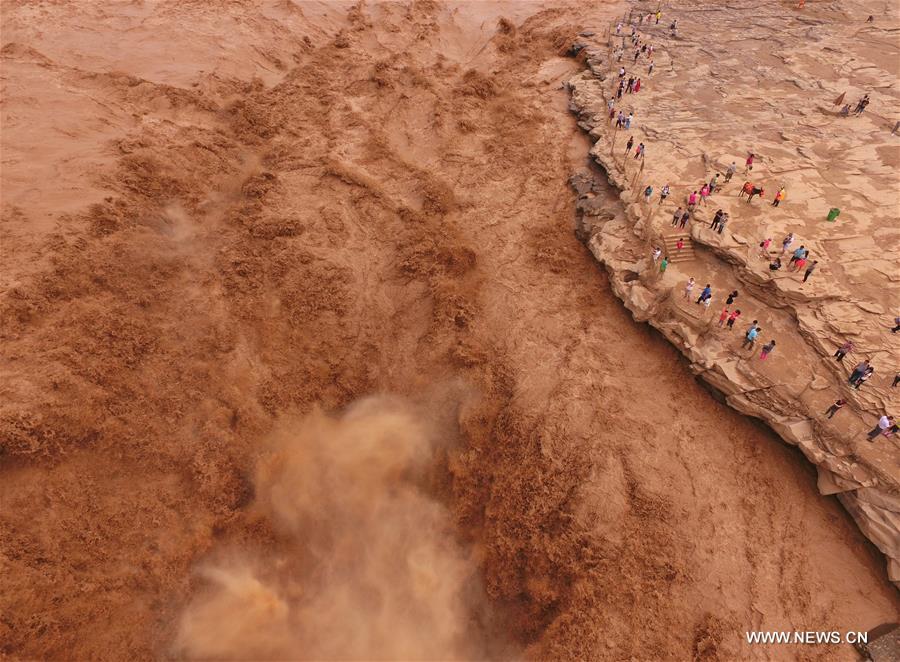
left=696, top=284, right=712, bottom=304
left=741, top=326, right=760, bottom=349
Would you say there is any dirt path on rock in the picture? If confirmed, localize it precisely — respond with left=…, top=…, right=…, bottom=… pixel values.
left=1, top=1, right=897, bottom=660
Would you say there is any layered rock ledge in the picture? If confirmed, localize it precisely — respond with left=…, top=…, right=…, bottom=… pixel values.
left=566, top=5, right=899, bottom=587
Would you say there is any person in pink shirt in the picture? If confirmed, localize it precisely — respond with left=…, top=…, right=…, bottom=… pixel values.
left=793, top=256, right=807, bottom=272
left=687, top=190, right=698, bottom=210
left=718, top=307, right=730, bottom=326
left=746, top=152, right=755, bottom=172
left=634, top=78, right=641, bottom=93
left=699, top=184, right=710, bottom=206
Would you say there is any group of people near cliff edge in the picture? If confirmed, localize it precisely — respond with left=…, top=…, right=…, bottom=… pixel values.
left=613, top=12, right=895, bottom=444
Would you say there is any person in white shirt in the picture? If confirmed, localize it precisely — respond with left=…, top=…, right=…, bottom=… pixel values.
left=867, top=415, right=893, bottom=441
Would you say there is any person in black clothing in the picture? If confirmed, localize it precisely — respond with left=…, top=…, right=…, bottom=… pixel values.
left=726, top=290, right=738, bottom=306
left=824, top=399, right=845, bottom=419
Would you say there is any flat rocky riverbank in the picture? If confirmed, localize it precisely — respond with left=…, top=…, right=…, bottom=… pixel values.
left=566, top=2, right=900, bottom=587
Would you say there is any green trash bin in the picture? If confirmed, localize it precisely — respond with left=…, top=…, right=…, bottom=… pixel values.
left=827, top=207, right=840, bottom=222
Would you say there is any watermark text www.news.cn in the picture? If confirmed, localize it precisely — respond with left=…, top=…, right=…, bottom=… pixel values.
left=746, top=631, right=867, bottom=645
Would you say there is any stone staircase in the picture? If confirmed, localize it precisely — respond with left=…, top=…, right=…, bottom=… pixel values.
left=662, top=233, right=696, bottom=264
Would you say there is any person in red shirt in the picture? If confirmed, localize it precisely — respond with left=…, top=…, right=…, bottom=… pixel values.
left=746, top=153, right=755, bottom=172
left=726, top=309, right=742, bottom=330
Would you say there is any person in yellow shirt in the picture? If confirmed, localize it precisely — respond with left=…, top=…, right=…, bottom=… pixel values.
left=771, top=186, right=786, bottom=207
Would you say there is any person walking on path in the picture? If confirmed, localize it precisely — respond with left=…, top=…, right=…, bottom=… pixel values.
left=834, top=340, right=853, bottom=362
left=718, top=307, right=730, bottom=327
left=697, top=284, right=712, bottom=305
left=725, top=290, right=738, bottom=306
left=746, top=153, right=755, bottom=172
left=849, top=360, right=870, bottom=385
left=853, top=94, right=870, bottom=115
left=672, top=206, right=683, bottom=226
left=634, top=78, right=641, bottom=93
left=710, top=209, right=724, bottom=230
left=675, top=238, right=684, bottom=253
left=625, top=136, right=634, bottom=155
left=760, top=340, right=776, bottom=360
left=635, top=143, right=645, bottom=159
left=687, top=190, right=698, bottom=210
left=825, top=399, right=845, bottom=419
left=781, top=233, right=794, bottom=255
left=709, top=173, right=720, bottom=194
left=679, top=210, right=690, bottom=229
left=652, top=246, right=662, bottom=264
left=866, top=415, right=893, bottom=441
left=625, top=112, right=633, bottom=129
left=742, top=325, right=760, bottom=349
left=648, top=60, right=654, bottom=75
left=684, top=277, right=695, bottom=299
left=758, top=237, right=772, bottom=259
left=643, top=185, right=653, bottom=202
left=724, top=162, right=737, bottom=183
left=726, top=309, right=742, bottom=330
left=699, top=184, right=710, bottom=206
left=660, top=184, right=670, bottom=203
left=792, top=255, right=807, bottom=273
left=772, top=186, right=785, bottom=207
left=659, top=255, right=669, bottom=274
left=802, top=260, right=818, bottom=283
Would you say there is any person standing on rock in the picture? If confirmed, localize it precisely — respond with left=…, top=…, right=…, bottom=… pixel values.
left=699, top=184, right=710, bottom=206
left=625, top=135, right=634, bottom=155
left=725, top=162, right=737, bottom=183
left=789, top=245, right=805, bottom=267
left=717, top=214, right=728, bottom=235
left=660, top=184, right=670, bottom=203
left=726, top=290, right=739, bottom=306
left=866, top=414, right=893, bottom=441
left=726, top=309, right=742, bottom=330
left=635, top=143, right=645, bottom=159
left=648, top=60, right=654, bottom=75
left=759, top=339, right=776, bottom=360
left=652, top=246, right=662, bottom=264
left=684, top=277, right=695, bottom=299
left=718, top=307, right=730, bottom=327
left=772, top=186, right=786, bottom=207
left=802, top=260, right=818, bottom=283
left=643, top=185, right=653, bottom=202
left=781, top=233, right=794, bottom=255
left=675, top=238, right=684, bottom=253
left=792, top=254, right=807, bottom=273
left=853, top=367, right=874, bottom=390
left=849, top=360, right=870, bottom=385
left=697, top=284, right=712, bottom=305
left=656, top=10, right=662, bottom=24
left=710, top=209, right=724, bottom=230
left=680, top=210, right=690, bottom=229
left=688, top=190, right=698, bottom=211
left=659, top=255, right=669, bottom=274
left=742, top=326, right=760, bottom=349
left=709, top=173, right=720, bottom=194
left=634, top=78, right=642, bottom=93
left=769, top=257, right=782, bottom=271
left=672, top=206, right=683, bottom=226
left=824, top=399, right=845, bottom=419
left=834, top=340, right=853, bottom=362
left=746, top=153, right=755, bottom=172
left=626, top=76, right=635, bottom=93
left=757, top=240, right=769, bottom=259
left=626, top=112, right=634, bottom=129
